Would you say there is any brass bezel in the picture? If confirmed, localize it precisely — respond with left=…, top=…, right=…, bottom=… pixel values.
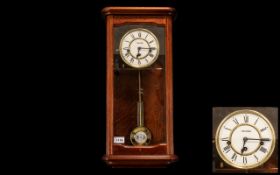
left=119, top=28, right=160, bottom=69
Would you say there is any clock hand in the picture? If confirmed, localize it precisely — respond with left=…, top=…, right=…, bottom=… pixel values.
left=136, top=47, right=141, bottom=58
left=241, top=137, right=248, bottom=155
left=246, top=138, right=271, bottom=141
left=241, top=147, right=248, bottom=154
left=140, top=47, right=156, bottom=53
left=220, top=139, right=232, bottom=146
left=138, top=47, right=156, bottom=50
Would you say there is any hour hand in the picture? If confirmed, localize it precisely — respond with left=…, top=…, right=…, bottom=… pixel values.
left=136, top=47, right=141, bottom=58
left=241, top=147, right=248, bottom=154
left=241, top=137, right=248, bottom=155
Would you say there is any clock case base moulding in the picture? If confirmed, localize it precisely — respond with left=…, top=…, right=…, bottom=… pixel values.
left=103, top=154, right=177, bottom=168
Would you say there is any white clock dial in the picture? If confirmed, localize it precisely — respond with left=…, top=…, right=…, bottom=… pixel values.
left=215, top=109, right=275, bottom=169
left=119, top=28, right=160, bottom=68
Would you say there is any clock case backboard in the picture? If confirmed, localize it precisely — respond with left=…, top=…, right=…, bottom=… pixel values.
left=102, top=7, right=177, bottom=167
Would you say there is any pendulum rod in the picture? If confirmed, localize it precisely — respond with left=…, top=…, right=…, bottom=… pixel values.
left=137, top=70, right=144, bottom=127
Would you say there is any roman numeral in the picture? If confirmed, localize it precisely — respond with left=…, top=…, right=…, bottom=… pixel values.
left=233, top=118, right=239, bottom=125
left=231, top=153, right=237, bottom=162
left=130, top=58, right=134, bottom=63
left=131, top=34, right=135, bottom=39
left=254, top=154, right=258, bottom=162
left=145, top=34, right=148, bottom=39
left=243, top=156, right=247, bottom=164
left=123, top=47, right=129, bottom=50
left=260, top=146, right=267, bottom=153
left=224, top=126, right=232, bottom=131
left=138, top=32, right=141, bottom=38
left=260, top=127, right=268, bottom=132
left=221, top=137, right=229, bottom=141
left=138, top=60, right=141, bottom=65
left=149, top=40, right=154, bottom=44
left=149, top=53, right=154, bottom=57
left=145, top=58, right=149, bottom=63
left=125, top=40, right=130, bottom=43
left=224, top=126, right=231, bottom=131
left=244, top=114, right=249, bottom=123
left=223, top=145, right=231, bottom=153
left=254, top=117, right=259, bottom=125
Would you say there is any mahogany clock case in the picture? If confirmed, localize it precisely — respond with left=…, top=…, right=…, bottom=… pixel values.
left=101, top=6, right=178, bottom=167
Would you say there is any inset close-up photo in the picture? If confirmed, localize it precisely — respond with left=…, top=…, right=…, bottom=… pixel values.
left=212, top=107, right=278, bottom=173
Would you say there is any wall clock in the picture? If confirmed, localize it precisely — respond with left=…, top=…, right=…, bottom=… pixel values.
left=102, top=7, right=177, bottom=167
left=213, top=107, right=278, bottom=173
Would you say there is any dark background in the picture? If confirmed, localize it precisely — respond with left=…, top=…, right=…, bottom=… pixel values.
left=93, top=1, right=279, bottom=174
left=29, top=0, right=279, bottom=174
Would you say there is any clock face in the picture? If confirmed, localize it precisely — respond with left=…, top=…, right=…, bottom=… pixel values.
left=215, top=109, right=275, bottom=169
left=119, top=28, right=160, bottom=68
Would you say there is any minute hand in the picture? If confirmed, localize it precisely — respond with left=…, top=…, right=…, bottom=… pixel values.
left=139, top=47, right=156, bottom=50
left=247, top=138, right=271, bottom=141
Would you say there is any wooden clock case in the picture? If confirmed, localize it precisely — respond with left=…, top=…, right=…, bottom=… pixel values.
left=102, top=7, right=177, bottom=167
